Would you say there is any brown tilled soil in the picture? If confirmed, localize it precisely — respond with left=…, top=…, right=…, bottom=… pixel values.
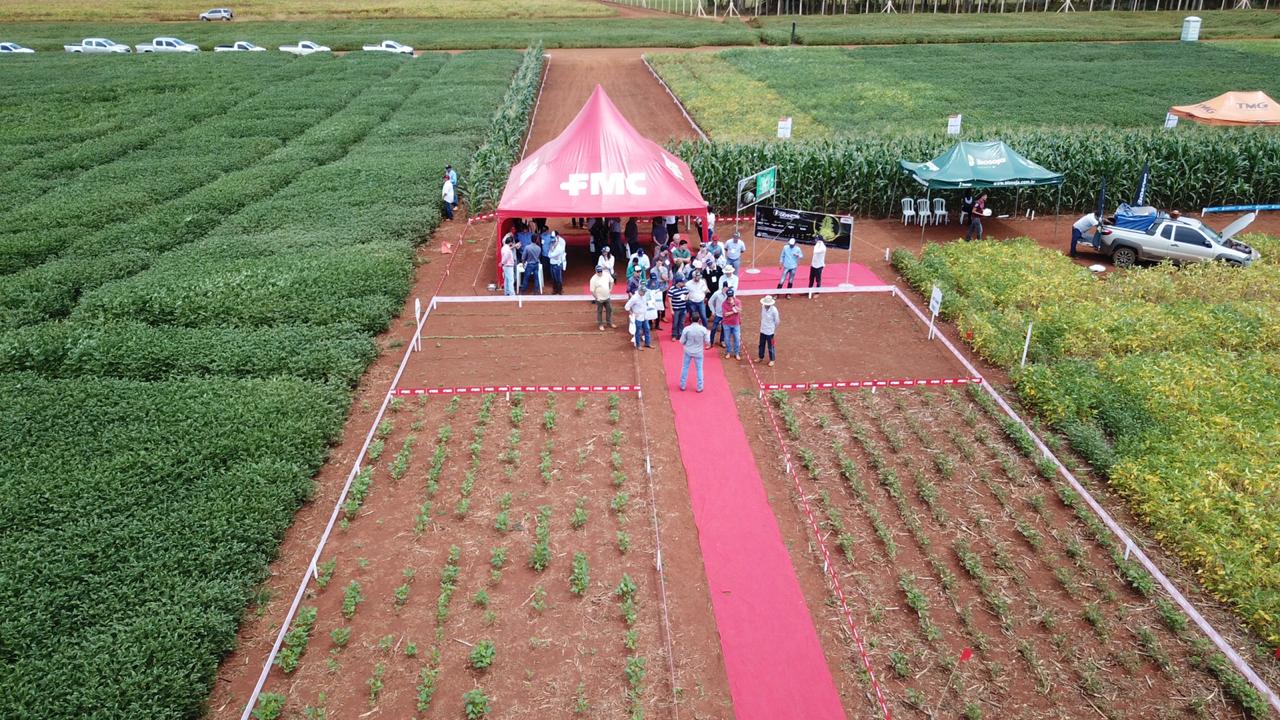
left=210, top=46, right=1280, bottom=720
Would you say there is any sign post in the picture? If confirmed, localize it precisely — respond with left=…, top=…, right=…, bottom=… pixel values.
left=1163, top=112, right=1179, bottom=130
left=413, top=298, right=422, bottom=351
left=777, top=117, right=793, bottom=139
left=736, top=166, right=780, bottom=274
left=839, top=216, right=857, bottom=289
left=946, top=114, right=962, bottom=136
left=927, top=285, right=943, bottom=340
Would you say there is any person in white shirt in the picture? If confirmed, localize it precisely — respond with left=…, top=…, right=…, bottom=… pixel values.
left=625, top=289, right=651, bottom=349
left=685, top=272, right=709, bottom=326
left=720, top=264, right=739, bottom=293
left=547, top=232, right=567, bottom=294
left=500, top=235, right=517, bottom=296
left=1070, top=212, right=1102, bottom=257
left=705, top=205, right=717, bottom=243
left=808, top=238, right=827, bottom=297
left=441, top=177, right=455, bottom=220
left=597, top=246, right=616, bottom=280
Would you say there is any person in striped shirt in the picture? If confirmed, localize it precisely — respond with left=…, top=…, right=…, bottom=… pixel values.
left=668, top=277, right=689, bottom=341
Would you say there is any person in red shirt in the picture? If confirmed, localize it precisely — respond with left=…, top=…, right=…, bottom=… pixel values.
left=721, top=288, right=742, bottom=361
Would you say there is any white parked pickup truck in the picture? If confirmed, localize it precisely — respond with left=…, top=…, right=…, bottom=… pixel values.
left=64, top=38, right=132, bottom=54
left=279, top=41, right=330, bottom=56
left=214, top=41, right=265, bottom=52
left=362, top=40, right=414, bottom=54
left=136, top=37, right=201, bottom=53
left=1084, top=206, right=1260, bottom=268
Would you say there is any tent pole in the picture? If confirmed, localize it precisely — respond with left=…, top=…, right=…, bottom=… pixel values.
left=1053, top=184, right=1062, bottom=246
left=921, top=187, right=930, bottom=243
left=1015, top=187, right=1021, bottom=218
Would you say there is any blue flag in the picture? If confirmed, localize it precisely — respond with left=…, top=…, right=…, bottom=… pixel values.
left=1134, top=162, right=1150, bottom=206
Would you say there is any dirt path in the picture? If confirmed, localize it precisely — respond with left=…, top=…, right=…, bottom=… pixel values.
left=526, top=48, right=700, bottom=150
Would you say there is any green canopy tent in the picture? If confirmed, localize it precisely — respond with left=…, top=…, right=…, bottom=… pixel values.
left=899, top=140, right=1065, bottom=240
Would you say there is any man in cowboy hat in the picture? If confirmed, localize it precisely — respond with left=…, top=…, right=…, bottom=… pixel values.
left=758, top=295, right=781, bottom=367
left=721, top=263, right=739, bottom=293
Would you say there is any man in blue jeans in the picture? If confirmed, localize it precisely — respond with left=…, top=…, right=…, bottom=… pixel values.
left=668, top=277, right=689, bottom=340
left=678, top=316, right=711, bottom=392
left=777, top=238, right=803, bottom=295
left=520, top=238, right=542, bottom=294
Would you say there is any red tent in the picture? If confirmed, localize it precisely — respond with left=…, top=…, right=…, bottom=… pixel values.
left=495, top=85, right=708, bottom=256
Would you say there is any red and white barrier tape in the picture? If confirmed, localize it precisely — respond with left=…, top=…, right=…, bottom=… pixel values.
left=742, top=355, right=893, bottom=720
left=763, top=376, right=982, bottom=391
left=392, top=384, right=640, bottom=395
left=468, top=211, right=498, bottom=223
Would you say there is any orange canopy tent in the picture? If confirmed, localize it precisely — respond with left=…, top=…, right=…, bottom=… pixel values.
left=1170, top=91, right=1280, bottom=126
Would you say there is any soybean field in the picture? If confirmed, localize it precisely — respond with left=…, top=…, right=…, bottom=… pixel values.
left=0, top=50, right=521, bottom=719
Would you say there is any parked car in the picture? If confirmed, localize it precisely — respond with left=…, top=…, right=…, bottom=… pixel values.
left=214, top=41, right=265, bottom=52
left=0, top=42, right=35, bottom=54
left=64, top=38, right=132, bottom=54
left=1084, top=206, right=1260, bottom=268
left=199, top=8, right=234, bottom=20
left=279, top=41, right=330, bottom=56
left=362, top=40, right=414, bottom=55
left=136, top=37, right=201, bottom=53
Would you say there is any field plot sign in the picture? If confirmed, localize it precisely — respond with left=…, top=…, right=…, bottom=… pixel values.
left=927, top=284, right=943, bottom=339
left=737, top=166, right=780, bottom=275
left=753, top=206, right=852, bottom=249
left=1164, top=112, right=1180, bottom=129
left=946, top=114, right=963, bottom=135
left=777, top=116, right=793, bottom=139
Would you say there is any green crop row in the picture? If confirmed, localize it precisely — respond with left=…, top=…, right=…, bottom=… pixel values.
left=892, top=236, right=1280, bottom=646
left=674, top=126, right=1280, bottom=217
left=0, top=49, right=524, bottom=719
left=468, top=42, right=545, bottom=212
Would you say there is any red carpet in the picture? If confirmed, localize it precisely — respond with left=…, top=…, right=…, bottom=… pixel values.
left=587, top=262, right=882, bottom=295
left=658, top=339, right=846, bottom=720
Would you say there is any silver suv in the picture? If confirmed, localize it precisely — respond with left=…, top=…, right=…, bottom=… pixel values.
left=199, top=8, right=233, bottom=20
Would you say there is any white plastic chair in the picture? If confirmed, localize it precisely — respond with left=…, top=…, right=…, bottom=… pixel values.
left=932, top=197, right=949, bottom=225
left=900, top=197, right=916, bottom=225
left=916, top=198, right=933, bottom=226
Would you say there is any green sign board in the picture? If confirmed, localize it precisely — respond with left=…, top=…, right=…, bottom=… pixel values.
left=755, top=166, right=777, bottom=200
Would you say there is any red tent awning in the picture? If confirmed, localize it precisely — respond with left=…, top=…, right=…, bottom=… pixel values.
left=496, top=85, right=708, bottom=220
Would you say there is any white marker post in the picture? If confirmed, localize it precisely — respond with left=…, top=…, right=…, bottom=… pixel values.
left=1020, top=321, right=1034, bottom=367
left=839, top=216, right=856, bottom=289
left=927, top=285, right=943, bottom=340
left=413, top=298, right=422, bottom=352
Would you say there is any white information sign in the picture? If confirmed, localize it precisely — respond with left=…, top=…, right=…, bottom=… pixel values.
left=777, top=116, right=793, bottom=139
left=946, top=114, right=963, bottom=136
left=929, top=285, right=943, bottom=315
left=1163, top=112, right=1179, bottom=130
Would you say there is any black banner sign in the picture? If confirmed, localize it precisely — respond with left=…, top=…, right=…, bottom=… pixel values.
left=753, top=206, right=852, bottom=249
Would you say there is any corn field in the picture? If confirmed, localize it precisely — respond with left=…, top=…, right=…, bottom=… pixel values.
left=467, top=43, right=545, bottom=212
left=675, top=127, right=1280, bottom=217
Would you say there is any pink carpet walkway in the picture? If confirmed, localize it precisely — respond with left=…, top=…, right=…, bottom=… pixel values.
left=658, top=338, right=846, bottom=720
left=596, top=261, right=882, bottom=294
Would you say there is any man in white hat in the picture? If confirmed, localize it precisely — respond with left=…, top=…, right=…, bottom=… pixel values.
left=758, top=295, right=781, bottom=367
left=807, top=235, right=827, bottom=297
left=590, top=265, right=615, bottom=331
left=721, top=264, right=739, bottom=293
left=777, top=238, right=803, bottom=297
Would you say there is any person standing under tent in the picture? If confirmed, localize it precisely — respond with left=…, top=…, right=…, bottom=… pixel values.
left=608, top=217, right=624, bottom=259
left=590, top=265, right=615, bottom=331
left=668, top=277, right=689, bottom=340
left=652, top=216, right=668, bottom=249
left=441, top=174, right=455, bottom=221
left=724, top=231, right=746, bottom=273
left=707, top=284, right=728, bottom=347
left=589, top=217, right=607, bottom=253
left=758, top=295, right=780, bottom=367
left=705, top=255, right=723, bottom=297
left=686, top=269, right=709, bottom=326
left=516, top=220, right=533, bottom=251
left=500, top=235, right=517, bottom=296
left=671, top=237, right=691, bottom=269
left=959, top=190, right=975, bottom=227
left=520, top=236, right=542, bottom=294
left=721, top=288, right=742, bottom=361
left=645, top=275, right=663, bottom=333
left=808, top=237, right=827, bottom=295
left=665, top=214, right=678, bottom=241
left=547, top=231, right=567, bottom=295
left=626, top=289, right=651, bottom=349
left=705, top=205, right=717, bottom=243
left=965, top=192, right=988, bottom=241
left=1070, top=212, right=1101, bottom=257
left=777, top=238, right=802, bottom=296
left=626, top=267, right=644, bottom=296
left=678, top=315, right=711, bottom=393
left=624, top=217, right=640, bottom=255
left=597, top=245, right=616, bottom=280
left=445, top=165, right=459, bottom=210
